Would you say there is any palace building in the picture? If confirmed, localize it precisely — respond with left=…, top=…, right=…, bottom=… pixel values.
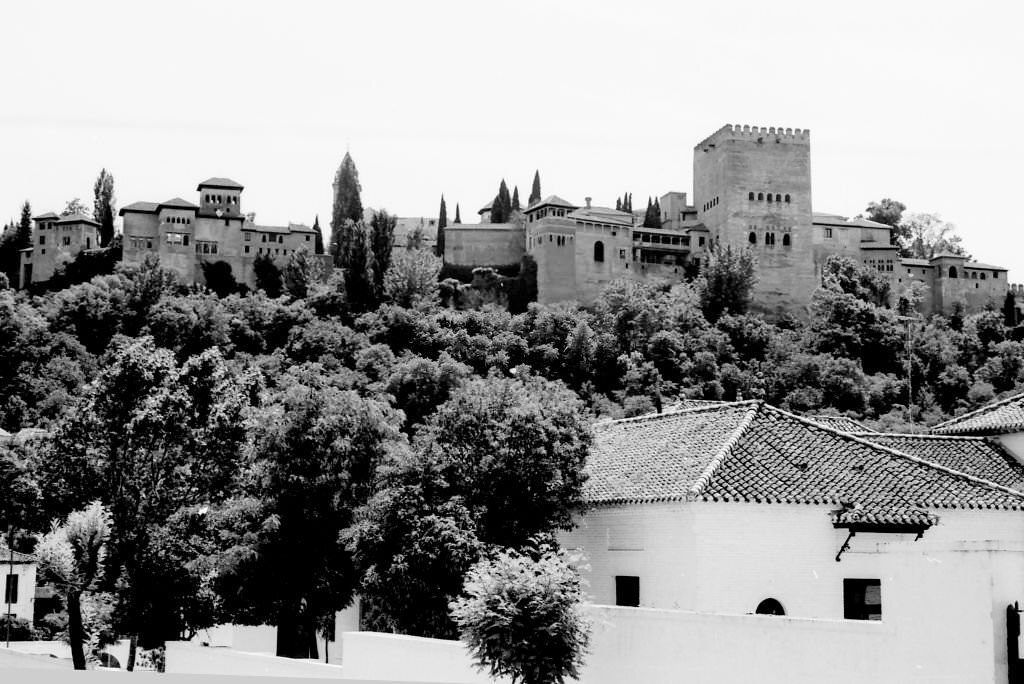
left=447, top=124, right=1014, bottom=317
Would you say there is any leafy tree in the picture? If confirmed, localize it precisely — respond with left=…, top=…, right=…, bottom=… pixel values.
left=529, top=170, right=541, bottom=206
left=283, top=247, right=325, bottom=299
left=213, top=369, right=406, bottom=657
left=370, top=209, right=397, bottom=300
left=384, top=248, right=442, bottom=307
left=35, top=501, right=113, bottom=670
left=900, top=212, right=965, bottom=259
left=698, top=244, right=757, bottom=322
left=450, top=540, right=591, bottom=684
left=253, top=254, right=283, bottom=297
left=312, top=215, right=325, bottom=255
left=384, top=352, right=469, bottom=431
left=92, top=169, right=116, bottom=247
left=200, top=260, right=238, bottom=297
left=61, top=198, right=90, bottom=217
left=343, top=220, right=375, bottom=312
left=821, top=255, right=891, bottom=307
left=330, top=152, right=363, bottom=266
left=864, top=198, right=906, bottom=248
left=507, top=255, right=538, bottom=315
left=436, top=195, right=447, bottom=258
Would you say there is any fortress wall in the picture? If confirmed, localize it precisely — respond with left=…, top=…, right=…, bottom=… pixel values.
left=444, top=223, right=524, bottom=267
left=529, top=219, right=578, bottom=304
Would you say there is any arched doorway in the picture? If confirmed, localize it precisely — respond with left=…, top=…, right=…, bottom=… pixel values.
left=755, top=598, right=786, bottom=616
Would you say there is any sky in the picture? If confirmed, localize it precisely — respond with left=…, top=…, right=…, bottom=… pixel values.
left=2, top=1, right=1023, bottom=275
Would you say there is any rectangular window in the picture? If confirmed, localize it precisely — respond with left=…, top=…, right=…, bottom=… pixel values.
left=39, top=235, right=45, bottom=245
left=698, top=237, right=705, bottom=247
left=305, top=235, right=310, bottom=241
left=262, top=234, right=267, bottom=243
left=843, top=579, right=881, bottom=621
left=4, top=574, right=17, bottom=604
left=278, top=235, right=284, bottom=244
left=245, top=232, right=252, bottom=242
left=615, top=576, right=639, bottom=607
left=244, top=246, right=250, bottom=254
left=824, top=227, right=834, bottom=238
left=63, top=236, right=71, bottom=246
left=147, top=239, right=153, bottom=249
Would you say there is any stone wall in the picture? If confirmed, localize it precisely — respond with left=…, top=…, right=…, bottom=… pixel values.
left=444, top=223, right=524, bottom=267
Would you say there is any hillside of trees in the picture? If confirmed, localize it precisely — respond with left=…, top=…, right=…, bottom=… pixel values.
left=3, top=168, right=1022, bottom=666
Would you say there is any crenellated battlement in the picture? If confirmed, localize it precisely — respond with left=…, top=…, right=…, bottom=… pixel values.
left=695, top=124, right=810, bottom=150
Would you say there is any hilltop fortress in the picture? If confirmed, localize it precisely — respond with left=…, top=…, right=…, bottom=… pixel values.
left=446, top=124, right=1015, bottom=317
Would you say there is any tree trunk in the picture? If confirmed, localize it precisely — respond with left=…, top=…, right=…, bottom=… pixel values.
left=126, top=634, right=138, bottom=671
left=275, top=606, right=319, bottom=659
left=67, top=591, right=87, bottom=671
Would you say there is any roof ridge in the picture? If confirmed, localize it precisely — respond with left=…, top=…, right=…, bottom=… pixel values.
left=932, top=391, right=1024, bottom=430
left=593, top=400, right=761, bottom=428
left=688, top=403, right=762, bottom=498
left=765, top=405, right=1024, bottom=501
left=853, top=431, right=989, bottom=442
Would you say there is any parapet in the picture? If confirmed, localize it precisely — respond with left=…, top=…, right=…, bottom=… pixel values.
left=695, top=124, right=810, bottom=150
left=1010, top=283, right=1024, bottom=295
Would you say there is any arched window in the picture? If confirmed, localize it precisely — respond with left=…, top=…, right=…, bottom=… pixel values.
left=971, top=272, right=977, bottom=279
left=782, top=233, right=791, bottom=247
left=748, top=232, right=757, bottom=245
left=757, top=193, right=764, bottom=200
left=785, top=194, right=791, bottom=203
left=748, top=191, right=754, bottom=200
left=594, top=240, right=605, bottom=262
left=756, top=598, right=785, bottom=616
left=948, top=266, right=958, bottom=278
left=766, top=194, right=773, bottom=203
left=775, top=194, right=782, bottom=202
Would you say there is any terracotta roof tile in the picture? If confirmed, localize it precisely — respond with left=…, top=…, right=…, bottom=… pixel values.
left=196, top=177, right=243, bottom=190
left=931, top=391, right=1024, bottom=436
left=586, top=403, right=1024, bottom=523
left=804, top=415, right=877, bottom=433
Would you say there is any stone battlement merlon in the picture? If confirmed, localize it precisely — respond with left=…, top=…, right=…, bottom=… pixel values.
left=695, top=124, right=810, bottom=151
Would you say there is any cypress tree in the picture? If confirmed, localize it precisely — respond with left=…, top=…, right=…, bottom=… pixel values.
left=512, top=186, right=520, bottom=212
left=370, top=209, right=396, bottom=300
left=92, top=169, right=116, bottom=247
left=529, top=171, right=541, bottom=206
left=313, top=215, right=325, bottom=255
left=436, top=195, right=447, bottom=258
left=653, top=197, right=661, bottom=226
left=615, top=198, right=622, bottom=211
left=1004, top=291, right=1018, bottom=327
left=644, top=197, right=654, bottom=227
left=454, top=204, right=461, bottom=224
left=499, top=180, right=511, bottom=223
left=330, top=152, right=363, bottom=267
left=627, top=193, right=633, bottom=213
left=344, top=221, right=374, bottom=312
left=17, top=201, right=32, bottom=249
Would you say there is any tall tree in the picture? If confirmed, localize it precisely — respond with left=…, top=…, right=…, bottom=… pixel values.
left=864, top=198, right=907, bottom=250
left=454, top=203, right=461, bottom=224
left=330, top=152, right=363, bottom=266
left=643, top=197, right=655, bottom=227
left=511, top=186, right=520, bottom=212
left=383, top=248, right=443, bottom=307
left=653, top=197, right=661, bottom=225
left=343, top=221, right=375, bottom=312
left=62, top=198, right=90, bottom=217
left=1004, top=291, right=1018, bottom=327
left=901, top=213, right=965, bottom=259
left=529, top=171, right=541, bottom=206
left=492, top=180, right=512, bottom=224
left=436, top=195, right=447, bottom=259
left=312, top=215, right=325, bottom=255
left=17, top=201, right=32, bottom=249
left=92, top=169, right=116, bottom=247
left=370, top=209, right=397, bottom=300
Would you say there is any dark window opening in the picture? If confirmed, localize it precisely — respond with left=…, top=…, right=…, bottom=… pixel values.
left=757, top=193, right=764, bottom=201
left=843, top=579, right=881, bottom=621
left=785, top=194, right=791, bottom=203
left=948, top=266, right=958, bottom=278
left=615, top=576, right=639, bottom=607
left=594, top=240, right=605, bottom=262
left=767, top=194, right=773, bottom=203
left=748, top=232, right=757, bottom=244
left=775, top=194, right=782, bottom=202
left=4, top=574, right=17, bottom=604
left=748, top=192, right=755, bottom=200
left=782, top=234, right=791, bottom=247
left=755, top=598, right=785, bottom=616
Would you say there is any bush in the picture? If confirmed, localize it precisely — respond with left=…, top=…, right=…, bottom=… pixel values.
left=0, top=614, right=34, bottom=640
left=450, top=540, right=591, bottom=684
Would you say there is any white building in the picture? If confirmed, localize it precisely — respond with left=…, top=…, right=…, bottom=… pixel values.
left=1, top=548, right=37, bottom=623
left=560, top=401, right=1024, bottom=683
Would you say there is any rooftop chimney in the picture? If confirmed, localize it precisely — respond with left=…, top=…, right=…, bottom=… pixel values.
left=585, top=197, right=592, bottom=208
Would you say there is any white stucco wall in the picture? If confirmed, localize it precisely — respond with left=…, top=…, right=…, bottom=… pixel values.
left=2, top=561, right=36, bottom=622
left=559, top=501, right=1024, bottom=682
left=997, top=432, right=1024, bottom=463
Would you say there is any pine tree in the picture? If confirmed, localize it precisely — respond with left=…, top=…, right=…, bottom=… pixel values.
left=436, top=195, right=448, bottom=259
left=313, top=215, right=325, bottom=255
left=511, top=186, right=520, bottom=212
left=92, top=168, right=116, bottom=247
left=330, top=152, right=363, bottom=266
left=529, top=171, right=541, bottom=206
left=17, top=201, right=32, bottom=249
left=454, top=204, right=461, bottom=224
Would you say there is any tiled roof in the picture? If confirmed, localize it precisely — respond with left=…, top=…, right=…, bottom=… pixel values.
left=965, top=261, right=1007, bottom=271
left=159, top=197, right=199, bottom=211
left=196, top=177, right=243, bottom=190
left=56, top=213, right=99, bottom=226
left=0, top=547, right=36, bottom=564
left=804, top=415, right=876, bottom=433
left=931, top=250, right=965, bottom=260
left=31, top=212, right=59, bottom=221
left=812, top=213, right=892, bottom=230
left=478, top=200, right=493, bottom=213
left=119, top=201, right=159, bottom=215
left=526, top=195, right=577, bottom=211
left=932, top=391, right=1024, bottom=436
left=586, top=402, right=1024, bottom=523
left=570, top=206, right=634, bottom=226
left=902, top=258, right=932, bottom=267
left=854, top=433, right=1024, bottom=492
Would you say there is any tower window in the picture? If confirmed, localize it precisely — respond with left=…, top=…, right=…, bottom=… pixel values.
left=948, top=266, right=958, bottom=278
left=775, top=194, right=782, bottom=202
left=748, top=191, right=754, bottom=200
left=767, top=194, right=773, bottom=203
left=594, top=240, right=605, bottom=262
left=757, top=193, right=764, bottom=201
left=783, top=234, right=791, bottom=247
left=785, top=194, right=791, bottom=203
left=844, top=579, right=881, bottom=621
left=748, top=232, right=757, bottom=245
left=824, top=228, right=833, bottom=239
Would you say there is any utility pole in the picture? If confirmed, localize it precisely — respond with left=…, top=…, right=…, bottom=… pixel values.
left=897, top=315, right=917, bottom=423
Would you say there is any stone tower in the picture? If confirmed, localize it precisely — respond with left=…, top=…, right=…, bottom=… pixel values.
left=693, top=124, right=815, bottom=315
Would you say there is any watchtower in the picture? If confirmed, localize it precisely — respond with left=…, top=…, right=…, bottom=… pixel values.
left=693, top=124, right=815, bottom=314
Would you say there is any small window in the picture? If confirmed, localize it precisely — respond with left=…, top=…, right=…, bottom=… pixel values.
left=782, top=234, right=791, bottom=247
left=39, top=235, right=45, bottom=245
left=981, top=273, right=987, bottom=280
left=755, top=598, right=784, bottom=616
left=147, top=239, right=153, bottom=249
left=278, top=235, right=284, bottom=244
left=305, top=235, right=310, bottom=241
left=619, top=248, right=626, bottom=259
left=748, top=232, right=757, bottom=244
left=994, top=272, right=1000, bottom=279
left=785, top=194, right=791, bottom=203
left=698, top=237, right=705, bottom=247
left=748, top=191, right=755, bottom=200
left=224, top=219, right=229, bottom=226
left=4, top=573, right=18, bottom=604
left=244, top=245, right=250, bottom=254
left=767, top=194, right=773, bottom=203
left=615, top=576, right=639, bottom=607
left=757, top=193, right=764, bottom=201
left=843, top=579, right=881, bottom=621
left=824, top=228, right=833, bottom=239
left=971, top=272, right=977, bottom=279
left=948, top=266, right=958, bottom=278
left=245, top=232, right=252, bottom=242
left=775, top=194, right=782, bottom=202
left=594, top=240, right=605, bottom=262
left=183, top=235, right=190, bottom=246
